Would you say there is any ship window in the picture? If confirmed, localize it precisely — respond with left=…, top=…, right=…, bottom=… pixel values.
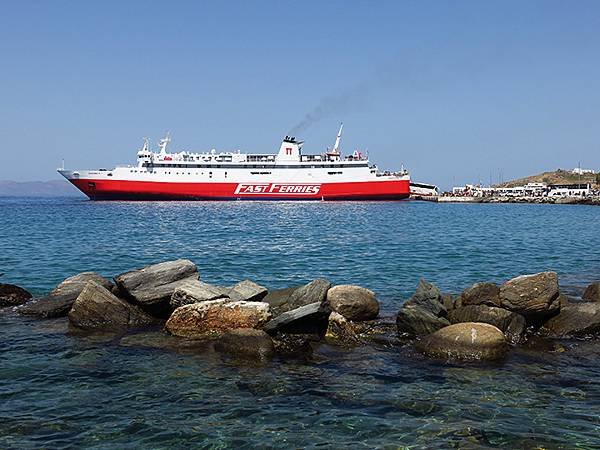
left=328, top=171, right=343, bottom=175
left=225, top=172, right=227, bottom=178
left=209, top=172, right=212, bottom=178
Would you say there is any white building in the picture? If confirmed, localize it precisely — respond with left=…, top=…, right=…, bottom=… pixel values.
left=572, top=167, right=595, bottom=175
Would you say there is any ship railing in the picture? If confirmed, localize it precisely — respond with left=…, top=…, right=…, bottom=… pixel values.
left=376, top=170, right=409, bottom=178
left=300, top=155, right=326, bottom=162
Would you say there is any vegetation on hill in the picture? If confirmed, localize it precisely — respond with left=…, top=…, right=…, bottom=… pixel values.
left=496, top=169, right=599, bottom=188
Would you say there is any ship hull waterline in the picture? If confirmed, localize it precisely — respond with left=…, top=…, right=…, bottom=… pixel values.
left=67, top=178, right=411, bottom=201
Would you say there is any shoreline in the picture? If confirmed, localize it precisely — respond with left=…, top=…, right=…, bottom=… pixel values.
left=3, top=260, right=600, bottom=362
left=412, top=195, right=600, bottom=205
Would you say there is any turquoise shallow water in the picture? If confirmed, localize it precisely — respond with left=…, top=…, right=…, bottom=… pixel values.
left=1, top=197, right=600, bottom=448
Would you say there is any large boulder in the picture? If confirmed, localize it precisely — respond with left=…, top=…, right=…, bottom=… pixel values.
left=541, top=303, right=600, bottom=337
left=170, top=280, right=228, bottom=309
left=499, top=272, right=560, bottom=320
left=226, top=280, right=268, bottom=302
left=582, top=282, right=600, bottom=302
left=397, top=279, right=450, bottom=336
left=19, top=272, right=113, bottom=318
left=262, top=286, right=297, bottom=311
left=460, top=282, right=501, bottom=307
left=416, top=322, right=509, bottom=361
left=68, top=281, right=157, bottom=330
left=397, top=306, right=450, bottom=337
left=263, top=301, right=330, bottom=336
left=0, top=283, right=32, bottom=307
left=263, top=279, right=331, bottom=316
left=407, top=279, right=446, bottom=314
left=448, top=305, right=526, bottom=344
left=214, top=328, right=275, bottom=360
left=114, top=259, right=199, bottom=317
left=165, top=299, right=271, bottom=338
left=327, top=285, right=379, bottom=321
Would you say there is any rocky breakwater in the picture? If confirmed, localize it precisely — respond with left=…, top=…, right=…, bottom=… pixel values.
left=5, top=258, right=600, bottom=364
left=397, top=271, right=600, bottom=361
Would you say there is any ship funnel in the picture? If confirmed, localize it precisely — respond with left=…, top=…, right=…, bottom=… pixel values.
left=277, top=135, right=303, bottom=162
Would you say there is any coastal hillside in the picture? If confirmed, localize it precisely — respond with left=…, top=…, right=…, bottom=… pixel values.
left=0, top=180, right=83, bottom=197
left=497, top=169, right=599, bottom=188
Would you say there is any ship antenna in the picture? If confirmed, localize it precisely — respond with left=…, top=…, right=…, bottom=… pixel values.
left=158, top=131, right=171, bottom=154
left=333, top=122, right=343, bottom=155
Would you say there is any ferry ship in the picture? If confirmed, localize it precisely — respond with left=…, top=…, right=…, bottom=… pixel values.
left=58, top=125, right=410, bottom=201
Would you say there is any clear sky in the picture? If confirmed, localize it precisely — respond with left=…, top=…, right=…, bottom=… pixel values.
left=1, top=0, right=599, bottom=188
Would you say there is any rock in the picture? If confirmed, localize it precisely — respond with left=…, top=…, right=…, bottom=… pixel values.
left=263, top=278, right=331, bottom=316
left=461, top=282, right=501, bottom=307
left=262, top=286, right=298, bottom=310
left=349, top=317, right=401, bottom=347
left=0, top=283, right=32, bottom=307
left=397, top=279, right=450, bottom=336
left=68, top=281, right=158, bottom=330
left=272, top=334, right=313, bottom=358
left=397, top=306, right=450, bottom=337
left=442, top=293, right=456, bottom=311
left=226, top=280, right=268, bottom=302
left=582, top=282, right=600, bottom=302
left=263, top=301, right=330, bottom=336
left=499, top=272, right=560, bottom=320
left=407, top=278, right=445, bottom=315
left=19, top=272, right=113, bottom=318
left=170, top=280, right=228, bottom=309
left=416, top=322, right=509, bottom=361
left=165, top=299, right=271, bottom=338
left=326, top=312, right=362, bottom=345
left=558, top=292, right=571, bottom=307
left=541, top=303, right=600, bottom=337
left=327, top=285, right=379, bottom=321
left=448, top=305, right=526, bottom=344
left=214, top=328, right=275, bottom=360
left=114, top=259, right=199, bottom=317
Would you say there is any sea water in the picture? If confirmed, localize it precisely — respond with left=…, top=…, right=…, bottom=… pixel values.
left=1, top=197, right=599, bottom=448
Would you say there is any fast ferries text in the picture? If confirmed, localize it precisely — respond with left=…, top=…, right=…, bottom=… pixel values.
left=235, top=184, right=321, bottom=195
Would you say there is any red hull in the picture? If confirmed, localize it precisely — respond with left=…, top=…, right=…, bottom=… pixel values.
left=69, top=179, right=411, bottom=201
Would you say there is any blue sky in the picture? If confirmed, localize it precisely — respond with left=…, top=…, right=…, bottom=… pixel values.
left=1, top=0, right=599, bottom=188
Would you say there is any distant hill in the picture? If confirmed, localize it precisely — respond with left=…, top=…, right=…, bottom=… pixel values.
left=497, top=169, right=599, bottom=188
left=0, top=180, right=84, bottom=197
